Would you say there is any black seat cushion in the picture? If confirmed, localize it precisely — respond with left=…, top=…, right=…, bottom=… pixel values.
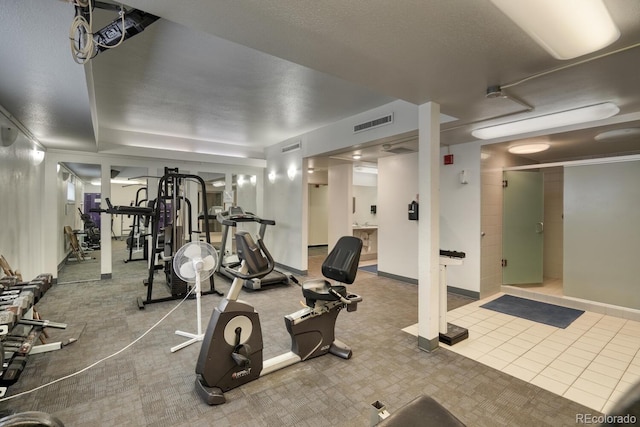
left=379, top=395, right=466, bottom=427
left=302, top=279, right=346, bottom=305
left=321, top=236, right=362, bottom=284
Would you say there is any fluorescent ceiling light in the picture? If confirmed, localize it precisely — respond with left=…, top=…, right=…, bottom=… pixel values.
left=595, top=128, right=640, bottom=142
left=490, top=0, right=620, bottom=60
left=508, top=143, right=550, bottom=154
left=472, top=102, right=619, bottom=140
left=212, top=181, right=225, bottom=187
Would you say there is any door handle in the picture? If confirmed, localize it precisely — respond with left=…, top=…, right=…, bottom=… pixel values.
left=535, top=222, right=544, bottom=233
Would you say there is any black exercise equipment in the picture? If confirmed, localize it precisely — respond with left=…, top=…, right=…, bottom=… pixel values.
left=195, top=233, right=363, bottom=405
left=76, top=208, right=100, bottom=250
left=124, top=187, right=150, bottom=263
left=215, top=206, right=296, bottom=290
left=138, top=168, right=222, bottom=308
left=375, top=395, right=466, bottom=427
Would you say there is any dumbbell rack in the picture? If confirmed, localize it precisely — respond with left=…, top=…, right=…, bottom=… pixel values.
left=0, top=273, right=66, bottom=398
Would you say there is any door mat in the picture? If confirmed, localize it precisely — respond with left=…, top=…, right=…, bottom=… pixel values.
left=358, top=264, right=378, bottom=274
left=480, top=295, right=584, bottom=329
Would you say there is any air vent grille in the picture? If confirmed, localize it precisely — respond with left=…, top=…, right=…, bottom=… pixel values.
left=354, top=113, right=393, bottom=133
left=384, top=146, right=416, bottom=155
left=282, top=141, right=301, bottom=153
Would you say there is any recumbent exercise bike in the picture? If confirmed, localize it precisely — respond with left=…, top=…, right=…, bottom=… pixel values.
left=195, top=231, right=363, bottom=405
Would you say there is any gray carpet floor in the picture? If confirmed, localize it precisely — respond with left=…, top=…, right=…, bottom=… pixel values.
left=0, top=242, right=597, bottom=426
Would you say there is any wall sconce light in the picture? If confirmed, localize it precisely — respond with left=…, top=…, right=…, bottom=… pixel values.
left=352, top=154, right=362, bottom=160
left=250, top=175, right=257, bottom=185
left=268, top=171, right=276, bottom=183
left=31, top=148, right=45, bottom=165
left=1, top=126, right=19, bottom=147
left=287, top=166, right=297, bottom=181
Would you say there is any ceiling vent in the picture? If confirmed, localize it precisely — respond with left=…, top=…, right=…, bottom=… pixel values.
left=282, top=141, right=301, bottom=153
left=383, top=146, right=416, bottom=155
left=354, top=113, right=393, bottom=133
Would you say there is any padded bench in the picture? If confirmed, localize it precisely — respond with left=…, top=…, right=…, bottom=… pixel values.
left=377, top=395, right=466, bottom=427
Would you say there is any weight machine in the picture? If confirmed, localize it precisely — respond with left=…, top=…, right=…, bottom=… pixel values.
left=138, top=168, right=222, bottom=309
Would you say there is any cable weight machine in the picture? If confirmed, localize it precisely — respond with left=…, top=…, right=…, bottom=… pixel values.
left=138, top=168, right=222, bottom=309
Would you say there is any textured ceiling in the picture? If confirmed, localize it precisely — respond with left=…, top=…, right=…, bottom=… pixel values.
left=1, top=0, right=640, bottom=163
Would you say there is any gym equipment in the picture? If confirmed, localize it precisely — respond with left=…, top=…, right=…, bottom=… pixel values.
left=170, top=241, right=217, bottom=352
left=77, top=208, right=100, bottom=250
left=215, top=206, right=296, bottom=290
left=372, top=395, right=466, bottom=427
left=438, top=249, right=468, bottom=345
left=0, top=411, right=65, bottom=426
left=124, top=187, right=150, bottom=263
left=195, top=232, right=363, bottom=405
left=139, top=168, right=222, bottom=308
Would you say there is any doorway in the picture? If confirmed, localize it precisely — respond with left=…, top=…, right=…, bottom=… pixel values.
left=502, top=168, right=564, bottom=296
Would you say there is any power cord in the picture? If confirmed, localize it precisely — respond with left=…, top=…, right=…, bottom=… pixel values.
left=69, top=0, right=126, bottom=64
left=0, top=286, right=196, bottom=403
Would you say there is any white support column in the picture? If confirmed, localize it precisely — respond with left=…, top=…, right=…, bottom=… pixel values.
left=417, top=102, right=441, bottom=351
left=43, top=156, right=59, bottom=280
left=100, top=163, right=112, bottom=279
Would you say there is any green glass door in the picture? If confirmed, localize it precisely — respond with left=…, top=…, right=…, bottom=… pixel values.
left=503, top=170, right=544, bottom=285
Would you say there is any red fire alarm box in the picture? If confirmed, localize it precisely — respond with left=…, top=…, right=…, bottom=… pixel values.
left=444, top=154, right=454, bottom=165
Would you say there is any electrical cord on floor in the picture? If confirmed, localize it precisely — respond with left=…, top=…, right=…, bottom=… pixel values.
left=0, top=286, right=196, bottom=403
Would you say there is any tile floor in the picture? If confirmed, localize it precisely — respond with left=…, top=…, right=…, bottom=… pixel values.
left=403, top=292, right=640, bottom=414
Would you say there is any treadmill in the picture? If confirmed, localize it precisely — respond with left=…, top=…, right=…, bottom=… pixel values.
left=215, top=206, right=296, bottom=290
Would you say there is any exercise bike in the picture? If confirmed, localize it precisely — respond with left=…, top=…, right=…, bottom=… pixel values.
left=195, top=231, right=363, bottom=405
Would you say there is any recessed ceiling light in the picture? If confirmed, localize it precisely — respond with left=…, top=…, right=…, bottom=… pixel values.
left=472, top=102, right=619, bottom=140
left=508, top=143, right=550, bottom=154
left=594, top=128, right=640, bottom=142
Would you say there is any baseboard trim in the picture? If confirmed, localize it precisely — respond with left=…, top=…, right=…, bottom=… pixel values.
left=378, top=271, right=418, bottom=285
left=275, top=262, right=307, bottom=277
left=447, top=286, right=479, bottom=300
left=418, top=335, right=439, bottom=352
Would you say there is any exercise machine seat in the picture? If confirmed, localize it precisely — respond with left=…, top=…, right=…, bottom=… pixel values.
left=302, top=236, right=362, bottom=305
left=378, top=395, right=466, bottom=427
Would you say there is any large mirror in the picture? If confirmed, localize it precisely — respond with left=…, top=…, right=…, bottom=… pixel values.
left=57, top=162, right=102, bottom=284
left=108, top=166, right=150, bottom=280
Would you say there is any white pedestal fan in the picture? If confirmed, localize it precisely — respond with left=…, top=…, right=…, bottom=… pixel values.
left=170, top=241, right=217, bottom=353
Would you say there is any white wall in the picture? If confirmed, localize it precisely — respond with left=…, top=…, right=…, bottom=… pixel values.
left=564, top=161, right=640, bottom=309
left=0, top=125, right=45, bottom=280
left=543, top=168, right=563, bottom=279
left=264, top=141, right=306, bottom=271
left=327, top=163, right=354, bottom=250
left=308, top=185, right=328, bottom=246
left=439, top=142, right=481, bottom=293
left=377, top=153, right=419, bottom=279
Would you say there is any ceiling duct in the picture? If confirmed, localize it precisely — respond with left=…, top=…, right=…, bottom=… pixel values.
left=382, top=146, right=416, bottom=155
left=282, top=141, right=301, bottom=153
left=382, top=144, right=417, bottom=154
left=354, top=113, right=393, bottom=133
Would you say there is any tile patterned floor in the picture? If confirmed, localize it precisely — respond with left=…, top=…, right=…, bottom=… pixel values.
left=404, top=292, right=640, bottom=413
